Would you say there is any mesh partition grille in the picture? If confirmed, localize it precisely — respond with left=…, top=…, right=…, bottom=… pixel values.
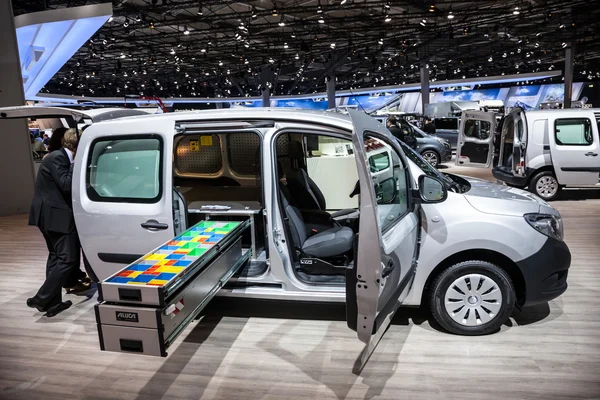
left=228, top=133, right=261, bottom=175
left=175, top=135, right=222, bottom=174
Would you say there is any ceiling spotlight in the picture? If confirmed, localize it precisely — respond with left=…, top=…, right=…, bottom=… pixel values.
left=562, top=42, right=567, bottom=48
left=447, top=11, right=454, bottom=19
left=488, top=56, right=493, bottom=62
left=269, top=57, right=275, bottom=63
left=420, top=18, right=426, bottom=26
left=341, top=0, right=347, bottom=4
left=108, top=16, right=114, bottom=22
left=378, top=38, right=384, bottom=45
left=123, top=20, right=129, bottom=28
left=384, top=14, right=391, bottom=23
left=272, top=8, right=278, bottom=17
left=318, top=17, right=325, bottom=23
left=219, top=61, right=223, bottom=66
left=429, top=4, right=435, bottom=12
left=284, top=42, right=289, bottom=48
left=559, top=23, right=566, bottom=29
left=513, top=7, right=520, bottom=15
left=200, top=48, right=206, bottom=52
left=279, top=16, right=285, bottom=26
left=252, top=7, right=257, bottom=18
left=244, top=59, right=249, bottom=64
left=330, top=42, right=336, bottom=48
left=295, top=53, right=299, bottom=59
left=170, top=48, right=176, bottom=55
left=184, top=27, right=190, bottom=35
left=149, top=21, right=155, bottom=28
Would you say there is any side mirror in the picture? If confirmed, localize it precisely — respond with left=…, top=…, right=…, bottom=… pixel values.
left=416, top=175, right=447, bottom=203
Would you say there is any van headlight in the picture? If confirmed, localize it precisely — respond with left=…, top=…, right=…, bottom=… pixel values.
left=524, top=213, right=563, bottom=241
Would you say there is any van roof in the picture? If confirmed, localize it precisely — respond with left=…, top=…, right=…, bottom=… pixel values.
left=92, top=107, right=354, bottom=128
left=524, top=108, right=600, bottom=116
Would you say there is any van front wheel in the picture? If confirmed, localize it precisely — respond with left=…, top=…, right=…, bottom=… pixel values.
left=429, top=261, right=515, bottom=335
left=529, top=171, right=561, bottom=201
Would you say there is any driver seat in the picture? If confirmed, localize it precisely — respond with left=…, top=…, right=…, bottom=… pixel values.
left=281, top=195, right=353, bottom=259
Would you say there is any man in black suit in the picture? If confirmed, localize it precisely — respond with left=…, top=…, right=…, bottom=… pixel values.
left=27, top=129, right=80, bottom=317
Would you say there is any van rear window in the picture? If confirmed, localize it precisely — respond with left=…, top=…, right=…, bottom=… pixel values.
left=86, top=135, right=163, bottom=203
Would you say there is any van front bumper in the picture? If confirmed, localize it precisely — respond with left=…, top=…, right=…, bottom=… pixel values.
left=518, top=237, right=571, bottom=307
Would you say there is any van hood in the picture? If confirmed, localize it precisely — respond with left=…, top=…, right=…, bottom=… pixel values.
left=458, top=176, right=547, bottom=216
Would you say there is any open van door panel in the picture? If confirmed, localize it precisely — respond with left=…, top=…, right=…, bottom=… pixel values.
left=456, top=111, right=496, bottom=167
left=72, top=119, right=176, bottom=281
left=346, top=110, right=419, bottom=369
left=549, top=116, right=600, bottom=185
left=0, top=105, right=89, bottom=126
left=512, top=110, right=528, bottom=178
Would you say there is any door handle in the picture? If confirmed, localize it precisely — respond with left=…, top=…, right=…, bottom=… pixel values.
left=585, top=152, right=598, bottom=157
left=382, top=259, right=395, bottom=278
left=141, top=220, right=169, bottom=230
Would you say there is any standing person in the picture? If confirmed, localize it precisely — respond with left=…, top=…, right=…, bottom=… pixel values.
left=27, top=129, right=81, bottom=317
left=44, top=127, right=92, bottom=293
left=423, top=118, right=437, bottom=135
left=386, top=116, right=405, bottom=142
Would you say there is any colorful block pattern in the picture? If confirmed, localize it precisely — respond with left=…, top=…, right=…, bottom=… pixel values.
left=106, top=220, right=241, bottom=287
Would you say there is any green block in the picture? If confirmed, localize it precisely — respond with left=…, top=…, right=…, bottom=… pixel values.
left=187, top=248, right=208, bottom=257
left=179, top=242, right=199, bottom=250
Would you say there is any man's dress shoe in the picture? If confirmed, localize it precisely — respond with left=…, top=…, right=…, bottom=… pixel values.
left=26, top=297, right=47, bottom=312
left=45, top=301, right=72, bottom=317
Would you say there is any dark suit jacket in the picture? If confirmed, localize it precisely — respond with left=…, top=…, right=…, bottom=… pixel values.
left=29, top=148, right=75, bottom=234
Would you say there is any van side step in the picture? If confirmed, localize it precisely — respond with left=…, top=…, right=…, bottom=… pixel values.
left=95, top=219, right=250, bottom=356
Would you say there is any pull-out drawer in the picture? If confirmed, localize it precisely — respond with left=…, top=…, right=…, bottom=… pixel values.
left=96, top=240, right=250, bottom=356
left=99, top=219, right=250, bottom=307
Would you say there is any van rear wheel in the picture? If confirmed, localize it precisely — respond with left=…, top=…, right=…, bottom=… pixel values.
left=529, top=170, right=561, bottom=201
left=429, top=261, right=515, bottom=335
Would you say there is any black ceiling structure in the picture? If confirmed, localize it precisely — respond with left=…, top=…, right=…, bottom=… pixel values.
left=12, top=0, right=600, bottom=99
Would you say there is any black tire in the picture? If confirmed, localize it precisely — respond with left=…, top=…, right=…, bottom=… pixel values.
left=420, top=149, right=441, bottom=167
left=528, top=170, right=561, bottom=201
left=505, top=183, right=525, bottom=189
left=429, top=260, right=515, bottom=336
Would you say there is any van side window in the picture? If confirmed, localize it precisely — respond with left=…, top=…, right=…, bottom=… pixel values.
left=87, top=136, right=162, bottom=203
left=464, top=119, right=491, bottom=140
left=555, top=118, right=594, bottom=146
left=364, top=135, right=409, bottom=232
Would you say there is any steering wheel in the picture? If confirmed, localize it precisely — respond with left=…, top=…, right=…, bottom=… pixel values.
left=349, top=180, right=360, bottom=198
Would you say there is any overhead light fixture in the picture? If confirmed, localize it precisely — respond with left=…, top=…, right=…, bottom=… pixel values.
left=272, top=7, right=278, bottom=17
left=170, top=48, right=176, bottom=55
left=447, top=11, right=454, bottom=19
left=279, top=16, right=285, bottom=26
left=269, top=57, right=275, bottom=63
left=201, top=48, right=206, bottom=52
left=513, top=7, right=520, bottom=15
left=318, top=17, right=325, bottom=23
left=149, top=21, right=155, bottom=28
left=384, top=14, right=391, bottom=23
left=108, top=16, right=114, bottom=23
left=252, top=7, right=257, bottom=18
left=562, top=42, right=567, bottom=48
left=330, top=42, right=336, bottom=48
left=219, top=61, right=223, bottom=66
left=184, top=26, right=190, bottom=35
left=123, top=20, right=129, bottom=27
left=378, top=38, right=384, bottom=45
left=420, top=18, right=426, bottom=26
left=429, top=4, right=435, bottom=12
left=295, top=53, right=299, bottom=59
left=284, top=42, right=289, bottom=48
left=341, top=0, right=347, bottom=4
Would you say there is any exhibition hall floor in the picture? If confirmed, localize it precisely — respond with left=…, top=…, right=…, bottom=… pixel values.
left=1, top=165, right=599, bottom=400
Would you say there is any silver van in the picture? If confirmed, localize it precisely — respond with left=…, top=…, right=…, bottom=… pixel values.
left=456, top=108, right=600, bottom=200
left=2, top=106, right=571, bottom=355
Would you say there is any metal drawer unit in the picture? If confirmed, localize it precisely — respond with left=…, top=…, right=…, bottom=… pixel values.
left=95, top=219, right=251, bottom=356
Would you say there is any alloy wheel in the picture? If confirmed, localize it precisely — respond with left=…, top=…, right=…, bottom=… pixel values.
left=536, top=176, right=558, bottom=199
left=444, top=273, right=503, bottom=326
left=422, top=151, right=439, bottom=167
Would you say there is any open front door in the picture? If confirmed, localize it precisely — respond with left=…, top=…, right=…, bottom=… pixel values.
left=456, top=111, right=496, bottom=167
left=346, top=110, right=420, bottom=368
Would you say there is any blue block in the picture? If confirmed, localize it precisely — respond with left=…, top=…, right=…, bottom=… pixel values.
left=108, top=277, right=132, bottom=284
left=156, top=273, right=177, bottom=281
left=165, top=254, right=185, bottom=260
left=173, top=260, right=192, bottom=267
left=160, top=246, right=180, bottom=251
left=129, top=264, right=152, bottom=271
left=131, top=275, right=154, bottom=283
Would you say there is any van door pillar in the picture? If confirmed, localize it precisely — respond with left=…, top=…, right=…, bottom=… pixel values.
left=564, top=44, right=574, bottom=109
left=420, top=64, right=430, bottom=115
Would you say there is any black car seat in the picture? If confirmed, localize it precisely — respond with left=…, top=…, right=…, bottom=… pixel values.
left=285, top=141, right=357, bottom=219
left=281, top=194, right=353, bottom=259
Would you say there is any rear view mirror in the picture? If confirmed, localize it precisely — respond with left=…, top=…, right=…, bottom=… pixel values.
left=417, top=175, right=447, bottom=203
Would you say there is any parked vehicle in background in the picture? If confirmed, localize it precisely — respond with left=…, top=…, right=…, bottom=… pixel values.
left=456, top=108, right=600, bottom=201
left=375, top=116, right=452, bottom=167
left=433, top=117, right=460, bottom=149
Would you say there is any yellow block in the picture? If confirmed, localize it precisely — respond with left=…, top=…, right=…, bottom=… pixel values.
left=175, top=241, right=188, bottom=246
left=145, top=253, right=167, bottom=260
left=126, top=281, right=147, bottom=285
left=156, top=266, right=185, bottom=274
left=204, top=228, right=213, bottom=232
left=128, top=271, right=142, bottom=278
left=148, top=279, right=169, bottom=286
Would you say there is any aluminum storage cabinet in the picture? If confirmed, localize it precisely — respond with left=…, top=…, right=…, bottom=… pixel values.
left=95, top=219, right=251, bottom=356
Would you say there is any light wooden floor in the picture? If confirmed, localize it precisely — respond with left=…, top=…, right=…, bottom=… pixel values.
left=1, top=166, right=600, bottom=400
